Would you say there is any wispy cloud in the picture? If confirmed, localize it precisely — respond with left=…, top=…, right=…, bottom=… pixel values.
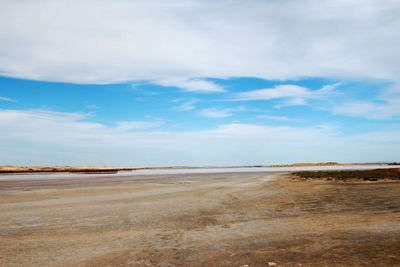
left=199, top=106, right=247, bottom=118
left=0, top=96, right=16, bottom=102
left=199, top=108, right=233, bottom=118
left=173, top=98, right=199, bottom=111
left=329, top=84, right=400, bottom=120
left=232, top=83, right=340, bottom=106
left=86, top=104, right=98, bottom=109
left=256, top=115, right=296, bottom=122
left=116, top=120, right=164, bottom=131
left=332, top=100, right=400, bottom=120
left=153, top=78, right=224, bottom=93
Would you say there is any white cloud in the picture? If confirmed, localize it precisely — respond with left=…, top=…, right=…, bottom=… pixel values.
left=353, top=130, right=400, bottom=143
left=173, top=98, right=198, bottom=111
left=330, top=84, right=400, bottom=120
left=0, top=1, right=399, bottom=84
left=0, top=96, right=16, bottom=102
left=232, top=83, right=339, bottom=106
left=153, top=78, right=224, bottom=93
left=1, top=109, right=399, bottom=166
left=199, top=108, right=233, bottom=118
left=332, top=100, right=400, bottom=120
left=257, top=115, right=296, bottom=122
left=86, top=104, right=98, bottom=109
left=116, top=121, right=163, bottom=131
left=236, top=85, right=309, bottom=101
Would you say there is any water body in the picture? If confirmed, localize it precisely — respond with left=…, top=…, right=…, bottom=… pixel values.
left=1, top=165, right=399, bottom=182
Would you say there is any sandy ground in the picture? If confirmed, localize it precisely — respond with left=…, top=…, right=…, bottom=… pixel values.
left=0, top=172, right=399, bottom=266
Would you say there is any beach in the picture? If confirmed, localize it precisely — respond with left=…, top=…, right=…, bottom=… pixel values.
left=1, top=168, right=399, bottom=266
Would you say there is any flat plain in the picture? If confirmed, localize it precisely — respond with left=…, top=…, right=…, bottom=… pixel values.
left=0, top=171, right=399, bottom=266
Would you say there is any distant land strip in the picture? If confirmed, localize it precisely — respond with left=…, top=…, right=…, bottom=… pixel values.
left=1, top=162, right=399, bottom=173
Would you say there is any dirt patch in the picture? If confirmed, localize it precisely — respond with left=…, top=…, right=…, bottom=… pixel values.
left=1, top=173, right=399, bottom=266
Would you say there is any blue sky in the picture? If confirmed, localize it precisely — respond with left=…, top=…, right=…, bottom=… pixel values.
left=1, top=0, right=400, bottom=166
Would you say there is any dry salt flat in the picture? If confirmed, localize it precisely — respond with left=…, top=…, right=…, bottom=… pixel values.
left=1, top=166, right=399, bottom=266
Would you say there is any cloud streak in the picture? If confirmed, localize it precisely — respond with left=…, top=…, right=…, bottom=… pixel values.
left=256, top=115, right=296, bottom=122
left=153, top=78, right=224, bottom=93
left=332, top=100, right=400, bottom=120
left=0, top=96, right=16, bottom=102
left=199, top=108, right=233, bottom=118
left=173, top=98, right=198, bottom=111
left=232, top=83, right=340, bottom=106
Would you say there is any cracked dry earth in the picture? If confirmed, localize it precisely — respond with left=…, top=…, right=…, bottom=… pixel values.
left=0, top=172, right=399, bottom=266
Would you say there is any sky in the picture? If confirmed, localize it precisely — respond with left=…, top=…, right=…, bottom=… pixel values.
left=1, top=0, right=400, bottom=167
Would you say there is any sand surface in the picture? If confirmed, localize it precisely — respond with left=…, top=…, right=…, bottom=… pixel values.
left=0, top=171, right=399, bottom=266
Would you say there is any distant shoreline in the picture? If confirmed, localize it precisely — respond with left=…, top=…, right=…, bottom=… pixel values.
left=1, top=162, right=398, bottom=174
left=0, top=166, right=145, bottom=174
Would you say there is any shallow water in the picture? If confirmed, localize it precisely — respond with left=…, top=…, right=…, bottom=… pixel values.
left=0, top=165, right=399, bottom=182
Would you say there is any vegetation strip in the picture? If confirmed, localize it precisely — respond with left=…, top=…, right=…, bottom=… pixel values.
left=293, top=168, right=400, bottom=181
left=0, top=166, right=145, bottom=173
